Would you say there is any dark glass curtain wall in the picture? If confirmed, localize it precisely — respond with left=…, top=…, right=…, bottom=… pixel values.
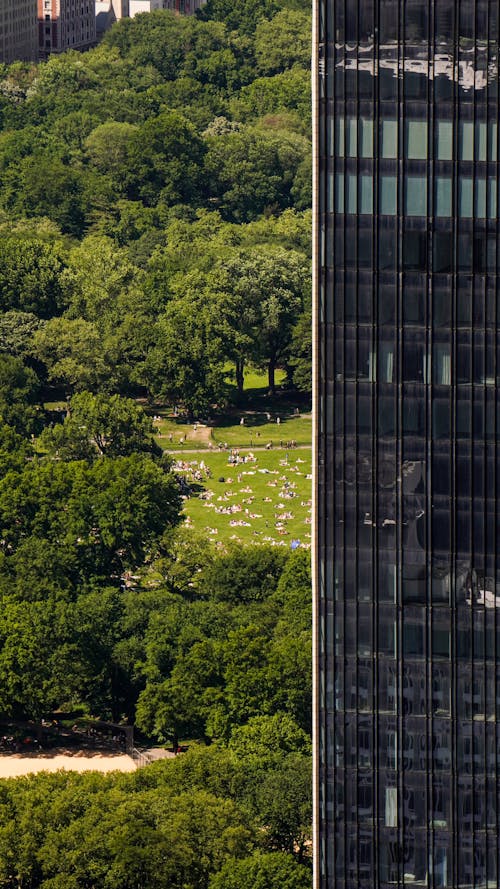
left=316, top=1, right=500, bottom=886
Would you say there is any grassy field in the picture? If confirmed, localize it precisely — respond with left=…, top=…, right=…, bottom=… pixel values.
left=154, top=412, right=311, bottom=450
left=175, top=449, right=312, bottom=548
left=43, top=370, right=313, bottom=548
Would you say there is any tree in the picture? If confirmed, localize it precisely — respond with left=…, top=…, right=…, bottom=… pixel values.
left=229, top=68, right=311, bottom=124
left=63, top=235, right=140, bottom=324
left=254, top=9, right=312, bottom=75
left=202, top=545, right=288, bottom=603
left=209, top=852, right=312, bottom=889
left=0, top=311, right=44, bottom=359
left=0, top=235, right=67, bottom=317
left=0, top=354, right=41, bottom=435
left=15, top=155, right=87, bottom=237
left=253, top=754, right=312, bottom=860
left=203, top=128, right=287, bottom=221
left=40, top=392, right=159, bottom=462
left=84, top=121, right=139, bottom=184
left=229, top=713, right=311, bottom=765
left=140, top=278, right=228, bottom=415
left=0, top=455, right=182, bottom=583
left=126, top=110, right=206, bottom=206
left=33, top=317, right=117, bottom=392
left=252, top=249, right=307, bottom=392
left=197, top=0, right=279, bottom=35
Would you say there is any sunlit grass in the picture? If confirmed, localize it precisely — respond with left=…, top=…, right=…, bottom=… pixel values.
left=177, top=449, right=312, bottom=548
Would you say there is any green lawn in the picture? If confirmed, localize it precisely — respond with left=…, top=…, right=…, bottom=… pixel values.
left=154, top=412, right=311, bottom=450
left=175, top=449, right=312, bottom=548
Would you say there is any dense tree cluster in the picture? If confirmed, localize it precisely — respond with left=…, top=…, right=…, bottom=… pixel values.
left=0, top=2, right=311, bottom=409
left=0, top=2, right=313, bottom=883
left=0, top=740, right=311, bottom=888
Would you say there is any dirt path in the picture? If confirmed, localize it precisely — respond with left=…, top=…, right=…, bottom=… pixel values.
left=0, top=749, right=136, bottom=777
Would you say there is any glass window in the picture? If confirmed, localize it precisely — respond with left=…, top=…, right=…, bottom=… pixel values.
left=475, top=179, right=486, bottom=217
left=385, top=787, right=398, bottom=827
left=489, top=122, right=497, bottom=161
left=432, top=628, right=450, bottom=658
left=406, top=120, right=428, bottom=159
left=403, top=623, right=425, bottom=656
left=335, top=172, right=345, bottom=213
left=433, top=401, right=450, bottom=439
left=434, top=344, right=451, bottom=385
left=379, top=343, right=395, bottom=382
left=405, top=1, right=428, bottom=40
left=360, top=119, right=373, bottom=157
left=404, top=289, right=425, bottom=324
left=327, top=171, right=334, bottom=212
left=436, top=120, right=453, bottom=159
left=460, top=122, right=474, bottom=161
left=433, top=288, right=452, bottom=326
left=477, top=122, right=487, bottom=161
left=379, top=228, right=397, bottom=269
left=457, top=234, right=473, bottom=269
left=380, top=176, right=397, bottom=214
left=347, top=118, right=357, bottom=157
left=358, top=230, right=373, bottom=268
left=382, top=119, right=397, bottom=157
left=405, top=177, right=427, bottom=216
left=488, top=178, right=497, bottom=218
left=335, top=118, right=345, bottom=156
left=347, top=173, right=357, bottom=213
left=360, top=175, right=373, bottom=214
left=459, top=178, right=473, bottom=217
left=435, top=178, right=452, bottom=216
left=403, top=231, right=427, bottom=269
left=433, top=233, right=453, bottom=273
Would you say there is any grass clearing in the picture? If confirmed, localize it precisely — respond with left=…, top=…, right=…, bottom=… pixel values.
left=175, top=448, right=312, bottom=548
left=154, top=413, right=312, bottom=450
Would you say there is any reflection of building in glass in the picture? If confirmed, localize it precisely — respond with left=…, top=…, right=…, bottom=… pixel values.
left=314, top=1, right=500, bottom=886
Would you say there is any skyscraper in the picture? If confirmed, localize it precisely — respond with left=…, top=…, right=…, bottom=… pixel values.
left=0, top=1, right=37, bottom=63
left=38, top=0, right=96, bottom=58
left=314, top=1, right=500, bottom=887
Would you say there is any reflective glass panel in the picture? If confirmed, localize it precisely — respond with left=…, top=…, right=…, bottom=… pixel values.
left=380, top=175, right=397, bottom=214
left=406, top=177, right=427, bottom=216
left=435, top=178, right=452, bottom=217
left=381, top=119, right=398, bottom=158
left=406, top=120, right=428, bottom=159
left=436, top=120, right=453, bottom=159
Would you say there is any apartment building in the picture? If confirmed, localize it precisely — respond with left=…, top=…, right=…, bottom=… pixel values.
left=0, top=0, right=38, bottom=63
left=38, top=0, right=96, bottom=57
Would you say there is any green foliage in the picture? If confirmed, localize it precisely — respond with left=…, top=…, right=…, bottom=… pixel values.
left=40, top=392, right=159, bottom=462
left=230, top=68, right=311, bottom=124
left=33, top=317, right=116, bottom=392
left=0, top=455, right=181, bottom=585
left=210, top=852, right=312, bottom=889
left=197, top=0, right=279, bottom=35
left=254, top=9, right=312, bottom=75
left=202, top=545, right=288, bottom=602
left=228, top=713, right=311, bottom=764
left=0, top=16, right=313, bottom=879
left=0, top=235, right=67, bottom=317
left=0, top=354, right=40, bottom=435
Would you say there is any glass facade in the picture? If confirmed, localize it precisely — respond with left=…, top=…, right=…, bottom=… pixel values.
left=315, top=1, right=500, bottom=887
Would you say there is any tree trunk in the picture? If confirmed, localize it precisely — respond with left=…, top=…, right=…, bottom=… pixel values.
left=235, top=359, right=244, bottom=394
left=268, top=359, right=276, bottom=394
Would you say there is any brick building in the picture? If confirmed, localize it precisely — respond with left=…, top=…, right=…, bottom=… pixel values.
left=38, top=0, right=96, bottom=57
